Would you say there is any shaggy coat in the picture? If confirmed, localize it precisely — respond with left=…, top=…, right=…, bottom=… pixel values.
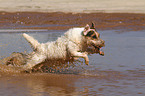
left=23, top=23, right=105, bottom=70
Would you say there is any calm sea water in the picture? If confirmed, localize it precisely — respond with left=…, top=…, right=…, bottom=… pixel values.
left=0, top=29, right=145, bottom=96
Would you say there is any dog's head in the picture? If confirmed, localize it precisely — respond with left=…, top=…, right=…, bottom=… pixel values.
left=82, top=23, right=105, bottom=54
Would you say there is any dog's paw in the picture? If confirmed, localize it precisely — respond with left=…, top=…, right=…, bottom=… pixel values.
left=85, top=60, right=89, bottom=65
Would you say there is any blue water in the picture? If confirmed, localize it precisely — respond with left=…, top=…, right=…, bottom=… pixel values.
left=0, top=29, right=145, bottom=96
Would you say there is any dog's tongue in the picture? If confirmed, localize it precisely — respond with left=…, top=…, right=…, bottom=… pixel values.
left=98, top=48, right=104, bottom=56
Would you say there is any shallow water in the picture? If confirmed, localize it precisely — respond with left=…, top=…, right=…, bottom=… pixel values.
left=0, top=29, right=145, bottom=96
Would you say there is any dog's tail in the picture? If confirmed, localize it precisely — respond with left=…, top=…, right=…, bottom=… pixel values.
left=23, top=33, right=40, bottom=51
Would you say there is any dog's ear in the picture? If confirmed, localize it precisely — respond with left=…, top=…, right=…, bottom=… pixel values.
left=84, top=24, right=90, bottom=30
left=90, top=22, right=95, bottom=29
left=83, top=24, right=90, bottom=35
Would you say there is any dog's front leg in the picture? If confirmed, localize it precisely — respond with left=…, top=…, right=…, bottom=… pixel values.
left=67, top=42, right=89, bottom=65
left=71, top=51, right=89, bottom=65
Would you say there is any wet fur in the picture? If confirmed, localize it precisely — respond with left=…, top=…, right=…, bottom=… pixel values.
left=4, top=24, right=105, bottom=72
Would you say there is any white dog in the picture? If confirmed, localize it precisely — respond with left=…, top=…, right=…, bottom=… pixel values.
left=23, top=23, right=105, bottom=71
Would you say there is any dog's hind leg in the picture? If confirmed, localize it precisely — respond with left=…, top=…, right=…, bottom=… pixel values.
left=23, top=53, right=47, bottom=70
left=23, top=33, right=40, bottom=51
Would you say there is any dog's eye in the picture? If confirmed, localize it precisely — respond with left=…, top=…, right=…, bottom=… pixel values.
left=92, top=35, right=97, bottom=39
left=86, top=31, right=94, bottom=36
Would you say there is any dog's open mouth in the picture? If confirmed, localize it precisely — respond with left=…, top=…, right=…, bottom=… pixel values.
left=92, top=44, right=104, bottom=56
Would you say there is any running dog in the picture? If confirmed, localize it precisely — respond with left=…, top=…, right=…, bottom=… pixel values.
left=22, top=23, right=105, bottom=70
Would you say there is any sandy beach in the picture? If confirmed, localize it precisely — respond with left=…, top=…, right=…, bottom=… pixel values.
left=0, top=0, right=145, bottom=13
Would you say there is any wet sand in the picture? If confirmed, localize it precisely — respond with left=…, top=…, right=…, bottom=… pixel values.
left=0, top=12, right=145, bottom=31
